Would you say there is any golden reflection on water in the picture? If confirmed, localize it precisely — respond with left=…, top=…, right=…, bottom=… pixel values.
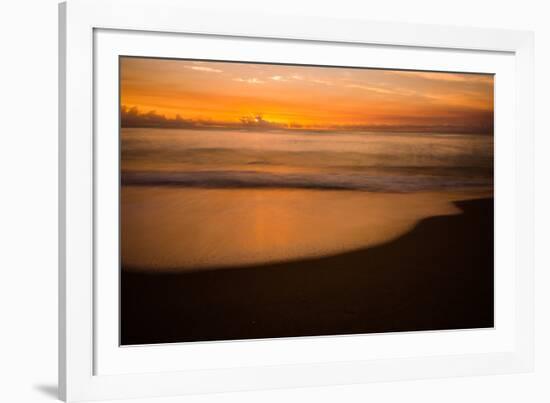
left=121, top=187, right=489, bottom=272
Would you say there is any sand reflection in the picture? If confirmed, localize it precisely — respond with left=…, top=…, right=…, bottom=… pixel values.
left=121, top=187, right=488, bottom=271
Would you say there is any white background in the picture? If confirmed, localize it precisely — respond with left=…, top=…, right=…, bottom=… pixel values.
left=95, top=29, right=516, bottom=376
left=0, top=0, right=546, bottom=402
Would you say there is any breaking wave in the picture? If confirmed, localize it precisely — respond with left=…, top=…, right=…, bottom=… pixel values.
left=122, top=170, right=492, bottom=192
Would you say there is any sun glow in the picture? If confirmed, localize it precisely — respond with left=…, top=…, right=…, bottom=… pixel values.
left=121, top=57, right=493, bottom=134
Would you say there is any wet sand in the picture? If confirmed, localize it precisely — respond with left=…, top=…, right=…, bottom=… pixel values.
left=121, top=188, right=482, bottom=270
left=121, top=198, right=494, bottom=345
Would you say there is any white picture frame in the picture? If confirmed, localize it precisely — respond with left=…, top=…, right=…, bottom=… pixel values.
left=59, top=0, right=534, bottom=401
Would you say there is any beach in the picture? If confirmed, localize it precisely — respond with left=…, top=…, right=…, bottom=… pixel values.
left=118, top=61, right=495, bottom=345
left=120, top=127, right=494, bottom=271
left=121, top=197, right=494, bottom=345
left=121, top=187, right=486, bottom=270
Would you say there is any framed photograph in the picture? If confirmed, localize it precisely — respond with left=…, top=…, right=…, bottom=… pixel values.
left=59, top=0, right=534, bottom=401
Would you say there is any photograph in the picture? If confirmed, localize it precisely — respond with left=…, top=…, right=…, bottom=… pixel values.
left=119, top=56, right=494, bottom=345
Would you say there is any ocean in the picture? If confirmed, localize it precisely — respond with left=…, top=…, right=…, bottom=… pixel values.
left=120, top=128, right=493, bottom=271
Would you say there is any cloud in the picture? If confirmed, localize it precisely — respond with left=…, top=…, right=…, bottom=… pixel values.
left=269, top=75, right=331, bottom=85
left=310, top=78, right=333, bottom=86
left=233, top=77, right=265, bottom=84
left=285, top=74, right=332, bottom=86
left=121, top=106, right=205, bottom=129
left=389, top=70, right=493, bottom=84
left=121, top=106, right=283, bottom=131
left=184, top=66, right=223, bottom=73
left=239, top=113, right=285, bottom=129
left=345, top=83, right=445, bottom=98
left=345, top=84, right=395, bottom=94
left=121, top=105, right=492, bottom=135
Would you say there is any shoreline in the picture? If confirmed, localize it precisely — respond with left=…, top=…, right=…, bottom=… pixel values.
left=121, top=198, right=494, bottom=345
left=121, top=187, right=489, bottom=270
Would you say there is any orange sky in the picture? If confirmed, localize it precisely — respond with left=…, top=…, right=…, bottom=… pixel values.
left=120, top=57, right=494, bottom=134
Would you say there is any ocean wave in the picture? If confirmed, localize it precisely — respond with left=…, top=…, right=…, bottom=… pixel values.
left=121, top=170, right=492, bottom=192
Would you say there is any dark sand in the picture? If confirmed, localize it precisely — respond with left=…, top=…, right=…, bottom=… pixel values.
left=121, top=198, right=494, bottom=345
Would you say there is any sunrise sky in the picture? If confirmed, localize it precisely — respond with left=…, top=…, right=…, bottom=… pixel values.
left=120, top=57, right=494, bottom=134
